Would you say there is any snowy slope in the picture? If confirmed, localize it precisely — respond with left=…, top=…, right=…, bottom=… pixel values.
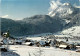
left=61, top=26, right=80, bottom=36
left=9, top=45, right=80, bottom=56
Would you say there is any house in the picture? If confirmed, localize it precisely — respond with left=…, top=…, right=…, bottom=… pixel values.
left=0, top=44, right=8, bottom=52
left=54, top=41, right=60, bottom=48
left=76, top=49, right=80, bottom=52
left=68, top=44, right=76, bottom=50
left=13, top=39, right=23, bottom=45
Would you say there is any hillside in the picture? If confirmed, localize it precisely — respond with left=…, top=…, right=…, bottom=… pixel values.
left=1, top=18, right=23, bottom=36
left=61, top=26, right=80, bottom=36
left=1, top=15, right=63, bottom=36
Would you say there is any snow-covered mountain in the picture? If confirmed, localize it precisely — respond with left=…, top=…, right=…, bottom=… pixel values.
left=48, top=0, right=80, bottom=37
left=48, top=0, right=79, bottom=18
left=48, top=0, right=80, bottom=29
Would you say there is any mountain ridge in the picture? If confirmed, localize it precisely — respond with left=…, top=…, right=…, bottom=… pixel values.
left=1, top=15, right=63, bottom=36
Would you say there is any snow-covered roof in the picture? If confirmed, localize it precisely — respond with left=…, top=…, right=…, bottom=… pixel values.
left=59, top=45, right=67, bottom=48
left=3, top=32, right=8, bottom=35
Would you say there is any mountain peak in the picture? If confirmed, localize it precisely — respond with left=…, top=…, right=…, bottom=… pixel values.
left=48, top=0, right=79, bottom=18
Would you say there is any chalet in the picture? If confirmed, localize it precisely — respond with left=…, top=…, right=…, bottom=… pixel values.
left=68, top=44, right=76, bottom=50
left=14, top=39, right=23, bottom=45
left=76, top=49, right=80, bottom=52
left=54, top=41, right=60, bottom=48
left=0, top=43, right=8, bottom=52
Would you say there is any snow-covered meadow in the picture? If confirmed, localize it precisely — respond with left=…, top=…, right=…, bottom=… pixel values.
left=9, top=45, right=80, bottom=56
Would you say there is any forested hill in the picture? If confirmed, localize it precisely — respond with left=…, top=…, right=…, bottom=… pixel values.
left=1, top=15, right=63, bottom=36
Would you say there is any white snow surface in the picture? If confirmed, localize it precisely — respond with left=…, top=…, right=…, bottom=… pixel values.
left=27, top=37, right=42, bottom=41
left=61, top=26, right=80, bottom=36
left=9, top=45, right=80, bottom=56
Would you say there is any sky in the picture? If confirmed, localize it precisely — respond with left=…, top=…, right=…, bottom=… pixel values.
left=1, top=0, right=50, bottom=20
left=0, top=0, right=80, bottom=20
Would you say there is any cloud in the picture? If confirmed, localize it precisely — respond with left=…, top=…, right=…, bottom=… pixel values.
left=1, top=15, right=9, bottom=18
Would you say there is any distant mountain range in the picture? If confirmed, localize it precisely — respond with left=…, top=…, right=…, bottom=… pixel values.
left=1, top=2, right=80, bottom=36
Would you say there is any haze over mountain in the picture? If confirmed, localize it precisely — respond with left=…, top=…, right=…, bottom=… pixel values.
left=1, top=0, right=80, bottom=36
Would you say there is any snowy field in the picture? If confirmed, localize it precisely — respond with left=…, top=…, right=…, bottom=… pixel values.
left=9, top=45, right=80, bottom=56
